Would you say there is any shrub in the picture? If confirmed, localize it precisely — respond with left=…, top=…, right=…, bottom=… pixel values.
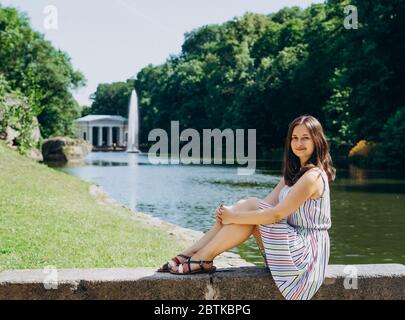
left=349, top=140, right=377, bottom=158
left=348, top=139, right=377, bottom=167
left=0, top=75, right=39, bottom=154
left=373, top=107, right=405, bottom=168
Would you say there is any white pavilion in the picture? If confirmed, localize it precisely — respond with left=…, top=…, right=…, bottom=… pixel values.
left=74, top=115, right=128, bottom=147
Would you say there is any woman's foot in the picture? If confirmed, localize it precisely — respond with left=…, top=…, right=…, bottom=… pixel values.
left=169, top=257, right=216, bottom=275
left=157, top=254, right=191, bottom=272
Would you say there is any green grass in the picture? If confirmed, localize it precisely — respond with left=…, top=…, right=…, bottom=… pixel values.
left=0, top=141, right=185, bottom=271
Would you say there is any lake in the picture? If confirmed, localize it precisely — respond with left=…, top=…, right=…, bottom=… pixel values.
left=54, top=152, right=405, bottom=266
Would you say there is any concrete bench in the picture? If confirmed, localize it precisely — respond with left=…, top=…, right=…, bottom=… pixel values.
left=0, top=264, right=404, bottom=300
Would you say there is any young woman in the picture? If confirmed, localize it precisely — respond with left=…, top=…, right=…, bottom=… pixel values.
left=157, top=115, right=336, bottom=300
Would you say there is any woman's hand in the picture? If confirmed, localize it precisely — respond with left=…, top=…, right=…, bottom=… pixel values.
left=216, top=205, right=234, bottom=225
left=214, top=205, right=223, bottom=224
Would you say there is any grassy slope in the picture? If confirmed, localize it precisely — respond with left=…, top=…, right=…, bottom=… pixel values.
left=0, top=141, right=185, bottom=271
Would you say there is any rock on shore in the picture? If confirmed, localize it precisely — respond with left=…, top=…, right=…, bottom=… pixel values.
left=42, top=137, right=92, bottom=162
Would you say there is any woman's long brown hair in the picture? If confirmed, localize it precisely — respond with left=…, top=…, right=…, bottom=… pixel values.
left=283, top=115, right=336, bottom=186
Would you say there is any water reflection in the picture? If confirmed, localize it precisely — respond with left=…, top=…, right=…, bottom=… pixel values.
left=348, top=164, right=369, bottom=181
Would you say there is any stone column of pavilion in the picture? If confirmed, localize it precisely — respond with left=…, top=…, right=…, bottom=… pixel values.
left=98, top=126, right=102, bottom=146
left=88, top=125, right=93, bottom=146
left=121, top=125, right=125, bottom=146
left=108, top=126, right=113, bottom=146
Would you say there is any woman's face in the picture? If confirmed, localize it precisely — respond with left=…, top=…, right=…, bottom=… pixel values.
left=291, top=124, right=315, bottom=162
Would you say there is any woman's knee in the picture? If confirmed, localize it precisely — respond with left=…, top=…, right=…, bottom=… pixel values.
left=233, top=197, right=261, bottom=211
left=246, top=197, right=261, bottom=210
left=237, top=197, right=259, bottom=204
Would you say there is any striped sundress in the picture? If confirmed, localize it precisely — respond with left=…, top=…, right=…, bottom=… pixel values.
left=258, top=168, right=331, bottom=300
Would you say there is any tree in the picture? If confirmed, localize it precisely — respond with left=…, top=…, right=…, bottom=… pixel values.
left=130, top=1, right=404, bottom=165
left=89, top=80, right=134, bottom=117
left=0, top=4, right=86, bottom=138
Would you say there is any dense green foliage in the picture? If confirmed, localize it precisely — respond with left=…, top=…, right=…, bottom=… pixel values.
left=0, top=4, right=85, bottom=143
left=4, top=0, right=400, bottom=167
left=0, top=75, right=38, bottom=153
left=376, top=107, right=405, bottom=167
left=88, top=80, right=134, bottom=117
left=127, top=0, right=404, bottom=166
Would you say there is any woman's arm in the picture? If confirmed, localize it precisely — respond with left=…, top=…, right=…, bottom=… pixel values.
left=219, top=170, right=321, bottom=225
left=262, top=177, right=285, bottom=206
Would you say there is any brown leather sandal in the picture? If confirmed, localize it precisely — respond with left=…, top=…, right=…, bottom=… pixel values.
left=169, top=258, right=217, bottom=275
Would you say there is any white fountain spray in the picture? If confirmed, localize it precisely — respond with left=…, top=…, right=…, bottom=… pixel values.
left=127, top=89, right=140, bottom=153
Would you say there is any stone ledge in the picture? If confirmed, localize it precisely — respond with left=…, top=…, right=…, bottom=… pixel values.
left=0, top=264, right=404, bottom=300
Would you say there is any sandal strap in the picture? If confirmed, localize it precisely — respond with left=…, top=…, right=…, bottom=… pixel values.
left=172, top=257, right=181, bottom=266
left=187, top=259, right=213, bottom=271
left=171, top=254, right=191, bottom=266
left=175, top=259, right=215, bottom=273
left=184, top=259, right=202, bottom=274
left=188, top=259, right=213, bottom=264
left=187, top=259, right=192, bottom=273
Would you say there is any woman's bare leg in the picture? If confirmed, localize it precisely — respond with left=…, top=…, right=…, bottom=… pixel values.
left=170, top=223, right=255, bottom=272
left=179, top=197, right=263, bottom=256
left=180, top=221, right=222, bottom=256
left=252, top=225, right=265, bottom=253
left=192, top=223, right=255, bottom=261
left=170, top=198, right=267, bottom=272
